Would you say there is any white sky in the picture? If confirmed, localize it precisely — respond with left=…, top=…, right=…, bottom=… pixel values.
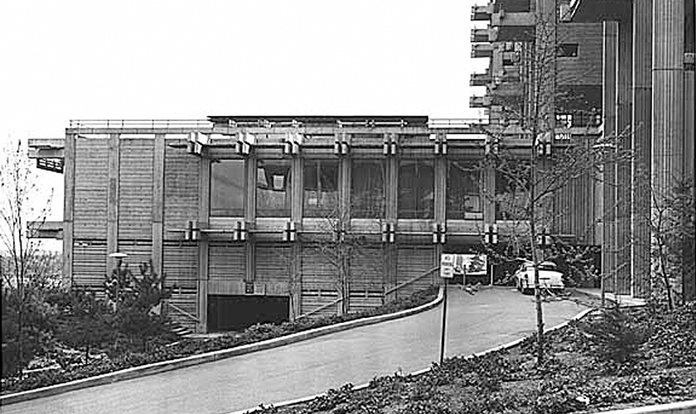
left=0, top=0, right=487, bottom=231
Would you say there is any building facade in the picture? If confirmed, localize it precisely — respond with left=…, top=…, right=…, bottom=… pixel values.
left=28, top=0, right=694, bottom=332
left=29, top=114, right=602, bottom=333
left=471, top=0, right=695, bottom=300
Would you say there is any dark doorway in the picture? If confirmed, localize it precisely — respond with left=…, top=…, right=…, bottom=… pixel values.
left=208, top=295, right=289, bottom=332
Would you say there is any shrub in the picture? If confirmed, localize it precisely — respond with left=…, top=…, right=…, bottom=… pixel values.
left=104, top=261, right=173, bottom=350
left=579, top=306, right=649, bottom=366
left=55, top=289, right=114, bottom=362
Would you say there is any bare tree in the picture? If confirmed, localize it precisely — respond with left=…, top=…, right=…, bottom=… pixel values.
left=476, top=14, right=631, bottom=364
left=0, top=139, right=54, bottom=374
left=643, top=178, right=695, bottom=309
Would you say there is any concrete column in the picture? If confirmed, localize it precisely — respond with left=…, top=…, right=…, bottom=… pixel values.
left=684, top=52, right=695, bottom=189
left=616, top=9, right=634, bottom=295
left=385, top=146, right=398, bottom=301
left=651, top=0, right=684, bottom=198
left=197, top=157, right=210, bottom=333
left=62, top=133, right=76, bottom=286
left=652, top=0, right=685, bottom=300
left=434, top=141, right=447, bottom=224
left=245, top=157, right=257, bottom=286
left=106, top=133, right=120, bottom=272
left=340, top=156, right=351, bottom=219
left=152, top=134, right=165, bottom=279
left=682, top=51, right=694, bottom=301
left=291, top=157, right=303, bottom=223
left=602, top=21, right=619, bottom=292
left=631, top=0, right=652, bottom=298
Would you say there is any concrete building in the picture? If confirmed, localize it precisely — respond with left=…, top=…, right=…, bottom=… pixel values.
left=471, top=0, right=695, bottom=299
left=27, top=0, right=694, bottom=332
left=28, top=114, right=604, bottom=333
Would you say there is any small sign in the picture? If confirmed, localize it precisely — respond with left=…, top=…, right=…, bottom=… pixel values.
left=441, top=253, right=488, bottom=280
left=440, top=254, right=455, bottom=279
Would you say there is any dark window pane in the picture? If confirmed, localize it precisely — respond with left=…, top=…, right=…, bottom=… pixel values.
left=447, top=161, right=481, bottom=219
left=398, top=160, right=434, bottom=219
left=256, top=160, right=292, bottom=217
left=210, top=160, right=245, bottom=217
left=351, top=160, right=385, bottom=218
left=495, top=163, right=530, bottom=220
left=304, top=160, right=339, bottom=217
left=557, top=43, right=579, bottom=58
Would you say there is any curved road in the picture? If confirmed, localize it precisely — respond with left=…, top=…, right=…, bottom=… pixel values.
left=1, top=288, right=587, bottom=414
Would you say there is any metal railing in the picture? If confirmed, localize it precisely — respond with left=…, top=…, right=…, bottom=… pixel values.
left=428, top=118, right=489, bottom=128
left=296, top=266, right=440, bottom=320
left=385, top=266, right=440, bottom=296
left=68, top=119, right=212, bottom=129
left=165, top=301, right=199, bottom=323
left=296, top=297, right=343, bottom=320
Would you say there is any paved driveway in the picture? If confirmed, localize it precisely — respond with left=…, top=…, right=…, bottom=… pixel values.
left=0, top=287, right=587, bottom=414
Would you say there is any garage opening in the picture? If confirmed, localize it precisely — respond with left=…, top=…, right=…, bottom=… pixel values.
left=208, top=295, right=289, bottom=332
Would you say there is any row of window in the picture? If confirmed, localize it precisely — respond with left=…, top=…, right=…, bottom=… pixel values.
left=210, top=159, right=517, bottom=220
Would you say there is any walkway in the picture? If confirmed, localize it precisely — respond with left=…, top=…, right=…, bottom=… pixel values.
left=0, top=287, right=587, bottom=414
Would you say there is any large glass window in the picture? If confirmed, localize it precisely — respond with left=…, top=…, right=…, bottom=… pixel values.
left=210, top=160, right=245, bottom=217
left=447, top=161, right=481, bottom=219
left=256, top=160, right=292, bottom=217
left=303, top=160, right=339, bottom=217
left=495, top=163, right=530, bottom=220
left=351, top=160, right=385, bottom=218
left=398, top=160, right=434, bottom=219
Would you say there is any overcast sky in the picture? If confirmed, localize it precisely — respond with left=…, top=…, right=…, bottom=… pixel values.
left=0, top=0, right=486, bottom=231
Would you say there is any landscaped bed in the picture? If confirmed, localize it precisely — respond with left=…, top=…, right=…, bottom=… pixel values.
left=251, top=302, right=696, bottom=414
left=1, top=286, right=439, bottom=396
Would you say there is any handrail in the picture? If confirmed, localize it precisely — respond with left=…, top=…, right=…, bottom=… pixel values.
left=384, top=266, right=440, bottom=296
left=296, top=297, right=343, bottom=320
left=166, top=301, right=199, bottom=322
left=428, top=118, right=489, bottom=128
left=68, top=119, right=213, bottom=129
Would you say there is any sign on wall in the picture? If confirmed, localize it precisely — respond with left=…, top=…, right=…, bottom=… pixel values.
left=440, top=253, right=488, bottom=280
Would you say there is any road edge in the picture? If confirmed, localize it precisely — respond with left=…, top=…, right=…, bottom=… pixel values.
left=229, top=306, right=597, bottom=414
left=0, top=286, right=445, bottom=406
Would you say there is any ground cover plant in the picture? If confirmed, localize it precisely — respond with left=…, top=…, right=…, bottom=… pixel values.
left=252, top=302, right=696, bottom=414
left=0, top=285, right=439, bottom=395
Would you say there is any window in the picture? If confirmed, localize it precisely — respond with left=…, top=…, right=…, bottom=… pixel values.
left=555, top=113, right=573, bottom=129
left=351, top=160, right=385, bottom=218
left=303, top=160, right=338, bottom=217
left=557, top=43, right=579, bottom=58
left=210, top=160, right=245, bottom=217
left=256, top=160, right=292, bottom=217
left=398, top=160, right=434, bottom=219
left=495, top=163, right=530, bottom=221
left=447, top=161, right=481, bottom=219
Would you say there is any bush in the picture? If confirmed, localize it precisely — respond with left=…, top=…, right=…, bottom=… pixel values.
left=579, top=306, right=649, bottom=366
left=104, top=261, right=173, bottom=350
left=1, top=285, right=439, bottom=394
left=55, top=289, right=114, bottom=362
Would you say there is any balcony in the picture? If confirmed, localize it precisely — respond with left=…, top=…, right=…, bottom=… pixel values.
left=470, top=71, right=492, bottom=87
left=501, top=50, right=521, bottom=66
left=471, top=43, right=494, bottom=58
left=490, top=9, right=535, bottom=41
left=488, top=81, right=523, bottom=97
left=471, top=3, right=493, bottom=21
left=470, top=95, right=492, bottom=108
left=494, top=0, right=532, bottom=13
left=491, top=10, right=535, bottom=27
left=470, top=28, right=493, bottom=43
